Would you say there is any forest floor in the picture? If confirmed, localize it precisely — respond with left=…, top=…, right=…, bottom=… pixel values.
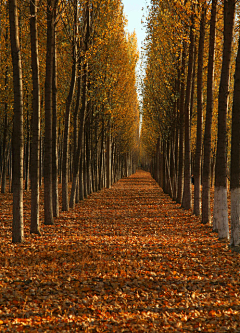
left=0, top=170, right=240, bottom=332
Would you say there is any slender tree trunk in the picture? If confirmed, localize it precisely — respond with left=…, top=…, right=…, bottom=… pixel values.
left=79, top=151, right=84, bottom=200
left=162, top=141, right=166, bottom=193
left=62, top=0, right=78, bottom=211
left=170, top=135, right=175, bottom=199
left=52, top=3, right=59, bottom=217
left=213, top=0, right=235, bottom=239
left=176, top=46, right=186, bottom=204
left=62, top=45, right=77, bottom=211
left=1, top=112, right=8, bottom=193
left=194, top=3, right=206, bottom=216
left=86, top=127, right=92, bottom=194
left=106, top=120, right=111, bottom=188
left=44, top=0, right=54, bottom=225
left=9, top=0, right=24, bottom=243
left=182, top=16, right=195, bottom=210
left=72, top=74, right=80, bottom=202
left=69, top=59, right=88, bottom=208
left=230, top=33, right=240, bottom=247
left=30, top=0, right=41, bottom=234
left=99, top=121, right=104, bottom=190
left=155, top=138, right=160, bottom=184
left=83, top=134, right=88, bottom=197
left=25, top=108, right=30, bottom=191
left=202, top=0, right=217, bottom=224
left=173, top=127, right=179, bottom=200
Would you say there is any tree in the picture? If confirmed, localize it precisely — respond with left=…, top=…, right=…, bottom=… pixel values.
left=69, top=1, right=90, bottom=208
left=62, top=0, right=78, bottom=211
left=230, top=32, right=240, bottom=248
left=177, top=46, right=186, bottom=204
left=213, top=0, right=235, bottom=239
left=52, top=0, right=59, bottom=217
left=194, top=1, right=206, bottom=216
left=202, top=0, right=217, bottom=224
left=9, top=0, right=24, bottom=243
left=44, top=0, right=54, bottom=225
left=182, top=11, right=195, bottom=210
left=30, top=0, right=41, bottom=234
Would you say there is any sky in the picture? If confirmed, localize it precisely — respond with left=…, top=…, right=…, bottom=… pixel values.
left=121, top=0, right=148, bottom=52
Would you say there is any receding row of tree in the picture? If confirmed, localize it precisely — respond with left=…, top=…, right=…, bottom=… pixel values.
left=141, top=0, right=240, bottom=248
left=1, top=0, right=140, bottom=243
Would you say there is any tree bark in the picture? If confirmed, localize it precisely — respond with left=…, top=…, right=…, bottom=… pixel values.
left=106, top=120, right=111, bottom=188
left=230, top=33, right=240, bottom=247
left=202, top=0, right=217, bottom=224
left=213, top=0, right=235, bottom=239
left=9, top=0, right=24, bottom=243
left=182, top=15, right=195, bottom=210
left=194, top=3, right=206, bottom=216
left=176, top=46, right=186, bottom=204
left=52, top=2, right=59, bottom=217
left=44, top=0, right=54, bottom=225
left=30, top=0, right=41, bottom=234
left=69, top=57, right=88, bottom=208
left=1, top=112, right=8, bottom=194
left=62, top=43, right=77, bottom=211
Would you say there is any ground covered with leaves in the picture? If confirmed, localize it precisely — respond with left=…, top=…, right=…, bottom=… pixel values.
left=0, top=170, right=240, bottom=332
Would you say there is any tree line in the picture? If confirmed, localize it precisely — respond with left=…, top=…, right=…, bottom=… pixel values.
left=1, top=0, right=140, bottom=243
left=141, top=0, right=240, bottom=249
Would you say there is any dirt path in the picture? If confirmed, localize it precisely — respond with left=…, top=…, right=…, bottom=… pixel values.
left=0, top=170, right=239, bottom=332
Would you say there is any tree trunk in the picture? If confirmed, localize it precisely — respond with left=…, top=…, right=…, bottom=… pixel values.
left=9, top=0, right=24, bottom=243
left=213, top=0, right=235, bottom=239
left=62, top=44, right=77, bottom=211
left=106, top=120, right=111, bottom=188
left=230, top=33, right=240, bottom=247
left=69, top=58, right=88, bottom=208
left=176, top=46, right=186, bottom=204
left=182, top=16, right=195, bottom=210
left=1, top=112, right=8, bottom=194
left=62, top=0, right=78, bottom=210
left=194, top=3, right=206, bottom=216
left=202, top=0, right=217, bottom=224
left=52, top=3, right=59, bottom=217
left=30, top=0, right=41, bottom=234
left=25, top=108, right=30, bottom=191
left=44, top=0, right=54, bottom=225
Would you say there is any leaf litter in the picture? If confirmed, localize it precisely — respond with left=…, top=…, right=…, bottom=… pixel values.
left=0, top=170, right=239, bottom=332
